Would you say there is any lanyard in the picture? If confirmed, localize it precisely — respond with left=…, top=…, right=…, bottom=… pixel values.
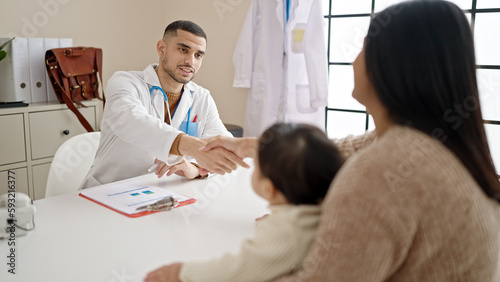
left=286, top=0, right=290, bottom=22
left=186, top=107, right=191, bottom=134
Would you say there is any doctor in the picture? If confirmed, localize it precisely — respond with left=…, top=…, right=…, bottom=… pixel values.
left=80, top=20, right=247, bottom=189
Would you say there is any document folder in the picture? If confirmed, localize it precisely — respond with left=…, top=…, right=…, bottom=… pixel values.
left=28, top=38, right=47, bottom=103
left=43, top=38, right=60, bottom=102
left=79, top=183, right=196, bottom=218
left=0, top=38, right=32, bottom=103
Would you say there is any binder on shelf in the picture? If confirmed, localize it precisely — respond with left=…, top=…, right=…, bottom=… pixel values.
left=0, top=38, right=32, bottom=104
left=28, top=38, right=47, bottom=103
left=43, top=38, right=60, bottom=102
left=79, top=183, right=197, bottom=218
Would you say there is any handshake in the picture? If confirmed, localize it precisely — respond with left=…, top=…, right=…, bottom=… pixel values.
left=152, top=135, right=258, bottom=179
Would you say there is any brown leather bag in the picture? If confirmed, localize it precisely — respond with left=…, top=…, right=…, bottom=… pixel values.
left=45, top=47, right=105, bottom=132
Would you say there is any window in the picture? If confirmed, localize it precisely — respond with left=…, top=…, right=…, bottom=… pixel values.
left=323, top=0, right=500, bottom=175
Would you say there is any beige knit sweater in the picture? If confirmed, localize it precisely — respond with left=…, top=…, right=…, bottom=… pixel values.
left=276, top=125, right=500, bottom=281
left=180, top=204, right=321, bottom=281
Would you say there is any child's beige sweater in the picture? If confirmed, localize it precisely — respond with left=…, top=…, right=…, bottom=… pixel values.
left=180, top=204, right=321, bottom=281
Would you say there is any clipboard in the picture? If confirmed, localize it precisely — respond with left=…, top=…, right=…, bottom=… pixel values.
left=79, top=184, right=196, bottom=218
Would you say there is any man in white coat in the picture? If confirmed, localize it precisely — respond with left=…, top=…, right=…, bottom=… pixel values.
left=80, top=21, right=247, bottom=189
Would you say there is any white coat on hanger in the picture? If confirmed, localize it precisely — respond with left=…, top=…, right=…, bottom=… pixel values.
left=233, top=0, right=328, bottom=137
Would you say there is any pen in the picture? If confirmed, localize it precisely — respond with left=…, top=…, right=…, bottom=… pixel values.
left=147, top=162, right=160, bottom=173
left=136, top=196, right=177, bottom=211
left=192, top=115, right=197, bottom=122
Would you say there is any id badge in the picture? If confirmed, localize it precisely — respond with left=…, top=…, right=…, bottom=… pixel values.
left=292, top=23, right=306, bottom=53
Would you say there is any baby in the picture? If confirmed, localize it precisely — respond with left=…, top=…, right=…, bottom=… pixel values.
left=145, top=123, right=345, bottom=282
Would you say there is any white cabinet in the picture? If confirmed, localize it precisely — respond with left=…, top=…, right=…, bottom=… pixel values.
left=29, top=107, right=96, bottom=160
left=0, top=100, right=102, bottom=200
left=0, top=114, right=26, bottom=165
left=0, top=167, right=29, bottom=196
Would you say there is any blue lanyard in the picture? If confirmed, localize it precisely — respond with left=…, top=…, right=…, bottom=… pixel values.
left=186, top=107, right=191, bottom=134
left=286, top=0, right=290, bottom=22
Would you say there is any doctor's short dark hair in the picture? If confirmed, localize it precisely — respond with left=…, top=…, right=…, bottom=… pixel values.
left=258, top=123, right=345, bottom=205
left=163, top=20, right=207, bottom=41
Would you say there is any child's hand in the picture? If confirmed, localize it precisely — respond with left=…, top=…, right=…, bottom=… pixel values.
left=255, top=214, right=269, bottom=221
left=144, top=262, right=182, bottom=282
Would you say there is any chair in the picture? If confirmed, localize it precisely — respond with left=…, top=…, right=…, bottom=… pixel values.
left=224, top=123, right=243, bottom=137
left=45, top=132, right=100, bottom=198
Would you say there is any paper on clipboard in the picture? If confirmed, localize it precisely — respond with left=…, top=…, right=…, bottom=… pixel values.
left=79, top=181, right=196, bottom=217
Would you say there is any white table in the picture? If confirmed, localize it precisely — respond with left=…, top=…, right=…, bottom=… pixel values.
left=0, top=162, right=268, bottom=282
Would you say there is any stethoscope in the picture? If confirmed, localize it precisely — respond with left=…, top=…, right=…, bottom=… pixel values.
left=149, top=86, right=192, bottom=134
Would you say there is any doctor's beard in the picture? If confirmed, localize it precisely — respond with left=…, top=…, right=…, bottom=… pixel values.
left=163, top=63, right=196, bottom=85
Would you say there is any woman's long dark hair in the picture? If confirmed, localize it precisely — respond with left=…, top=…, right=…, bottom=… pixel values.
left=365, top=0, right=500, bottom=202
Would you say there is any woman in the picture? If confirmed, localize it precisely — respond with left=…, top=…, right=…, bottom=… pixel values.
left=201, top=0, right=500, bottom=280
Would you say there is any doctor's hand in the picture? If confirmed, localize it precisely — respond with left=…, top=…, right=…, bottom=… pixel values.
left=178, top=135, right=248, bottom=175
left=200, top=136, right=258, bottom=159
left=144, top=262, right=182, bottom=282
left=153, top=158, right=205, bottom=180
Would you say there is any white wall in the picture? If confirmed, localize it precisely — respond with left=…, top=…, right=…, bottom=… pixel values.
left=0, top=0, right=251, bottom=127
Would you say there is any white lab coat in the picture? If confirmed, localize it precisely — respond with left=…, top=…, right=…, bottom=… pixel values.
left=79, top=64, right=231, bottom=189
left=233, top=0, right=328, bottom=137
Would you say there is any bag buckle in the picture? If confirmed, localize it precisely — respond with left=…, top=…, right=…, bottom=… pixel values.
left=82, top=85, right=87, bottom=98
left=64, top=48, right=86, bottom=57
